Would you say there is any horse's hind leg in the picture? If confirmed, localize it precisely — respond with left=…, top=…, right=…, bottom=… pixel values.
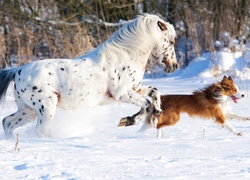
left=32, top=94, right=58, bottom=137
left=2, top=105, right=37, bottom=138
left=35, top=105, right=57, bottom=137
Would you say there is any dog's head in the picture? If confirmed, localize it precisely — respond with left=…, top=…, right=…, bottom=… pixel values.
left=217, top=76, right=244, bottom=103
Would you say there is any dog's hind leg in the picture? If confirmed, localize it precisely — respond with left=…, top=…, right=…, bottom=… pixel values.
left=157, top=128, right=163, bottom=138
left=118, top=86, right=161, bottom=127
left=139, top=108, right=155, bottom=133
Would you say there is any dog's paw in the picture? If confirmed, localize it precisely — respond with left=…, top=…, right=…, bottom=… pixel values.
left=237, top=132, right=243, bottom=136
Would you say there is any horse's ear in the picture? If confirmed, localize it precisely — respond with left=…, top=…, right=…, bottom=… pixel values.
left=157, top=21, right=167, bottom=31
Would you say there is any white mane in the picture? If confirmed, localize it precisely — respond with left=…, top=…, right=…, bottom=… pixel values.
left=88, top=14, right=175, bottom=63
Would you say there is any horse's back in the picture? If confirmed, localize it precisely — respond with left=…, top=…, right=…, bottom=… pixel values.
left=14, top=58, right=110, bottom=109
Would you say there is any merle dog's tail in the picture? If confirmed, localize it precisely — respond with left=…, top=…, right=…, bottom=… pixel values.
left=0, top=67, right=18, bottom=104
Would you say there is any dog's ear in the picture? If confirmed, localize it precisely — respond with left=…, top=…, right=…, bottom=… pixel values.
left=222, top=76, right=229, bottom=84
left=222, top=76, right=228, bottom=81
left=228, top=76, right=233, bottom=82
left=157, top=21, right=168, bottom=31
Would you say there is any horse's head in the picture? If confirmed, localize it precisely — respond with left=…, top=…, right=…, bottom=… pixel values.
left=150, top=20, right=179, bottom=73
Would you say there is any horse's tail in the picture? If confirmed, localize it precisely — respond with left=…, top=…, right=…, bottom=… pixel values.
left=0, top=67, right=18, bottom=104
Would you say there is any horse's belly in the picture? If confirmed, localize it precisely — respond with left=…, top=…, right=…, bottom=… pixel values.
left=57, top=91, right=110, bottom=109
left=57, top=78, right=111, bottom=109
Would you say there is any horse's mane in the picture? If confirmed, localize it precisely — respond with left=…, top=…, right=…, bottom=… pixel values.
left=97, top=14, right=175, bottom=62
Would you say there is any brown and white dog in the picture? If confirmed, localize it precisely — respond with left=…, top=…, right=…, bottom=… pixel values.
left=140, top=76, right=249, bottom=138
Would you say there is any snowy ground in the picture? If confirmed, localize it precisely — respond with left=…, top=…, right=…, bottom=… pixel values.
left=1, top=51, right=250, bottom=179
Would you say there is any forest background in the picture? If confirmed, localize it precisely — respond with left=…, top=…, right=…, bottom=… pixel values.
left=0, top=0, right=249, bottom=71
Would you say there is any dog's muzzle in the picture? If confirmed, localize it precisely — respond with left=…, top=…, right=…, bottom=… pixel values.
left=231, top=92, right=244, bottom=103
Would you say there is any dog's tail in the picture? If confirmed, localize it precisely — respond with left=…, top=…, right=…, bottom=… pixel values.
left=0, top=67, right=18, bottom=104
left=139, top=113, right=158, bottom=133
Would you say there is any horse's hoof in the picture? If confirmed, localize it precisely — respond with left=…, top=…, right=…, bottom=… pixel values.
left=118, top=117, right=134, bottom=127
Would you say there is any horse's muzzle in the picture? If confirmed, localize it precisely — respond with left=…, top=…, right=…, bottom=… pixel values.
left=164, top=62, right=179, bottom=73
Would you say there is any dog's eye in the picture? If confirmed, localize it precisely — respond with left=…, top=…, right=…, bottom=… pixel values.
left=223, top=87, right=231, bottom=91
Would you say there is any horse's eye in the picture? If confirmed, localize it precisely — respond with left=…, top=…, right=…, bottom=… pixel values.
left=170, top=41, right=174, bottom=45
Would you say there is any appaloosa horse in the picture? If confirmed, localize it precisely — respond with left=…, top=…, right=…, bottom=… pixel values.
left=0, top=14, right=178, bottom=138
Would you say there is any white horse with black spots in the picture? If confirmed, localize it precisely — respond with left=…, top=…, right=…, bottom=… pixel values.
left=0, top=14, right=178, bottom=138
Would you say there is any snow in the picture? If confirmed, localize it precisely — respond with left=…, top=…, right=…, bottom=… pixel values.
left=1, top=51, right=250, bottom=179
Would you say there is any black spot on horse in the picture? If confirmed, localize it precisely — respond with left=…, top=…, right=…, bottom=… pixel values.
left=18, top=69, right=22, bottom=76
left=60, top=68, right=65, bottom=71
left=148, top=90, right=155, bottom=97
left=123, top=67, right=126, bottom=71
left=39, top=109, right=43, bottom=115
left=33, top=86, right=38, bottom=90
left=40, top=120, right=42, bottom=124
left=18, top=118, right=22, bottom=122
left=38, top=90, right=42, bottom=93
left=33, top=102, right=35, bottom=105
left=49, top=72, right=52, bottom=75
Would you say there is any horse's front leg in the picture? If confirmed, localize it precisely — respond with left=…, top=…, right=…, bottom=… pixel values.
left=118, top=86, right=161, bottom=127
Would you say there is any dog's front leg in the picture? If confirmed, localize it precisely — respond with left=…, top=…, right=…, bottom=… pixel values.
left=223, top=120, right=243, bottom=136
left=225, top=113, right=250, bottom=121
